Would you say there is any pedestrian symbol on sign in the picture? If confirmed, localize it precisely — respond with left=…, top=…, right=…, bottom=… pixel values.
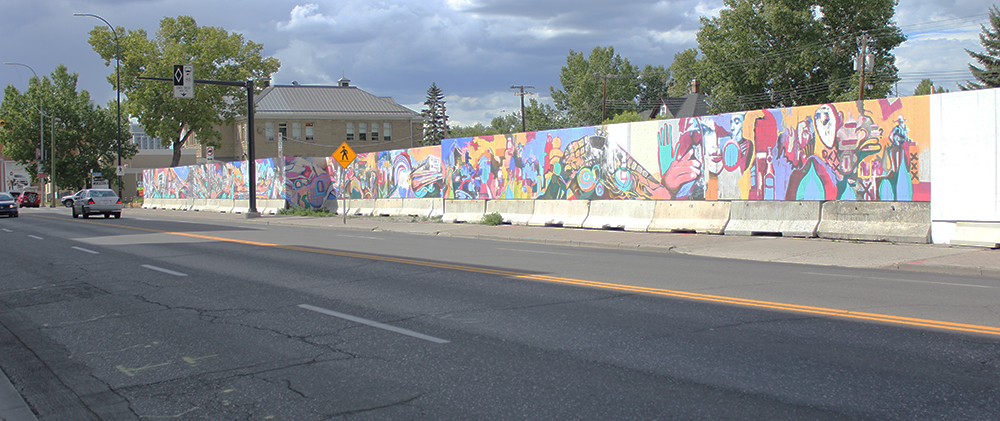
left=334, top=142, right=356, bottom=169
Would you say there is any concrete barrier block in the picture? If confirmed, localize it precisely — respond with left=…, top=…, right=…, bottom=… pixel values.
left=582, top=200, right=654, bottom=231
left=399, top=198, right=441, bottom=218
left=229, top=199, right=246, bottom=214
left=818, top=201, right=931, bottom=243
left=725, top=201, right=821, bottom=237
left=486, top=200, right=535, bottom=225
left=348, top=199, right=376, bottom=216
left=259, top=199, right=286, bottom=215
left=527, top=200, right=590, bottom=228
left=192, top=199, right=208, bottom=212
left=442, top=199, right=486, bottom=223
left=374, top=198, right=404, bottom=216
left=219, top=199, right=236, bottom=213
left=949, top=222, right=1000, bottom=248
left=648, top=201, right=731, bottom=234
left=204, top=199, right=221, bottom=213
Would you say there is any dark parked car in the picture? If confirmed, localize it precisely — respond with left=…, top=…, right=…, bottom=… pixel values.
left=0, top=192, right=18, bottom=217
left=72, top=189, right=123, bottom=219
left=16, top=191, right=41, bottom=207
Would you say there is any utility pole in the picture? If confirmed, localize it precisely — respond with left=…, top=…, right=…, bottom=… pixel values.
left=593, top=73, right=627, bottom=121
left=510, top=85, right=535, bottom=132
left=856, top=33, right=874, bottom=101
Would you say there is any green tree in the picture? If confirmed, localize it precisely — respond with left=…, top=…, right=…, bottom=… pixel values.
left=961, top=5, right=1000, bottom=90
left=421, top=83, right=448, bottom=145
left=697, top=0, right=905, bottom=112
left=638, top=64, right=672, bottom=111
left=448, top=122, right=497, bottom=138
left=667, top=48, right=703, bottom=97
left=85, top=15, right=280, bottom=167
left=913, top=78, right=948, bottom=95
left=602, top=110, right=646, bottom=125
left=550, top=46, right=640, bottom=127
left=0, top=65, right=134, bottom=191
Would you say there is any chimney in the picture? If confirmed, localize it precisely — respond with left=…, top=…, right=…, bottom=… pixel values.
left=689, top=79, right=700, bottom=95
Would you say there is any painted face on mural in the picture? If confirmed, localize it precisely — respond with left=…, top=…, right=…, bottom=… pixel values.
left=813, top=104, right=839, bottom=148
left=694, top=118, right=722, bottom=175
left=785, top=119, right=811, bottom=167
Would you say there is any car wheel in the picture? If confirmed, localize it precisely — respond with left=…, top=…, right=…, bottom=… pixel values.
left=82, top=208, right=90, bottom=218
left=104, top=213, right=110, bottom=218
left=113, top=213, right=121, bottom=219
left=72, top=207, right=78, bottom=218
left=65, top=200, right=73, bottom=208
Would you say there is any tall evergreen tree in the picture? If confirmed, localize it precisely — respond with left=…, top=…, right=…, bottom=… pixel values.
left=420, top=83, right=447, bottom=145
left=961, top=5, right=1000, bottom=90
left=913, top=78, right=948, bottom=95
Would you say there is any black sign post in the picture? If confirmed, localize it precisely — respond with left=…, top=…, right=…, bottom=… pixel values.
left=139, top=75, right=259, bottom=217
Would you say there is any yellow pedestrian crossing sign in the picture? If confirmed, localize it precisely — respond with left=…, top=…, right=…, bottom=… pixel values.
left=335, top=142, right=356, bottom=169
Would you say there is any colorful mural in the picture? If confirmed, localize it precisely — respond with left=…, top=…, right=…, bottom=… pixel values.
left=142, top=97, right=930, bottom=209
left=141, top=158, right=283, bottom=200
left=442, top=96, right=930, bottom=202
left=347, top=146, right=444, bottom=199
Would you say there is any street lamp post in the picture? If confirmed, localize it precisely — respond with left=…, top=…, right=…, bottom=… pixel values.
left=3, top=62, right=48, bottom=204
left=74, top=13, right=122, bottom=199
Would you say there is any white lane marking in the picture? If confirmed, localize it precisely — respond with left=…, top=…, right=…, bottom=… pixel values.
left=803, top=272, right=995, bottom=289
left=336, top=234, right=384, bottom=240
left=1, top=228, right=12, bottom=233
left=141, top=265, right=189, bottom=277
left=28, top=235, right=44, bottom=240
left=298, top=304, right=449, bottom=344
left=497, top=247, right=571, bottom=256
left=72, top=246, right=99, bottom=254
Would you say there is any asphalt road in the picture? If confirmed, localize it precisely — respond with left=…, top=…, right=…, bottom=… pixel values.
left=1, top=209, right=999, bottom=420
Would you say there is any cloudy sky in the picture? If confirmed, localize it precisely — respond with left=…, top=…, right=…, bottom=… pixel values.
left=0, top=0, right=991, bottom=127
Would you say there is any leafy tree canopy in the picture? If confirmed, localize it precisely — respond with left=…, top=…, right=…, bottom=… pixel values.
left=85, top=15, right=280, bottom=166
left=551, top=46, right=640, bottom=127
left=961, top=5, right=1000, bottom=90
left=0, top=65, right=135, bottom=191
left=696, top=0, right=905, bottom=112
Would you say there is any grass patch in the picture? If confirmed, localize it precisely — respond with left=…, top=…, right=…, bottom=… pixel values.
left=278, top=208, right=336, bottom=217
left=481, top=212, right=504, bottom=226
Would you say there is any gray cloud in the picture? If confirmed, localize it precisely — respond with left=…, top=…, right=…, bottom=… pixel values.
left=0, top=0, right=991, bottom=127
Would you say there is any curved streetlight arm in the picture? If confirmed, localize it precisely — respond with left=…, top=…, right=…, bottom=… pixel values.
left=74, top=12, right=123, bottom=198
left=3, top=62, right=50, bottom=203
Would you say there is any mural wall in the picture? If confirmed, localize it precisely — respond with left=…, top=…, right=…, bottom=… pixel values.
left=443, top=96, right=930, bottom=201
left=347, top=146, right=444, bottom=199
left=142, top=96, right=931, bottom=210
left=142, top=158, right=283, bottom=200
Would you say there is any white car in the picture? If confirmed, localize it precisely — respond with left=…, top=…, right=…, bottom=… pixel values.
left=71, top=189, right=123, bottom=219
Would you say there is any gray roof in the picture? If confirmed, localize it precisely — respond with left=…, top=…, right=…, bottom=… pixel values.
left=253, top=85, right=421, bottom=120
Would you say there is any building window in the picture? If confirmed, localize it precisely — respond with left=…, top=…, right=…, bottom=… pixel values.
left=346, top=122, right=354, bottom=141
left=383, top=123, right=391, bottom=142
left=305, top=122, right=314, bottom=141
left=359, top=122, right=367, bottom=141
left=371, top=122, right=379, bottom=142
left=265, top=122, right=274, bottom=142
left=292, top=122, right=301, bottom=141
left=278, top=122, right=287, bottom=141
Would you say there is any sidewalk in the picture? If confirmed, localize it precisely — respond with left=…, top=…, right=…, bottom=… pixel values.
left=126, top=207, right=1000, bottom=279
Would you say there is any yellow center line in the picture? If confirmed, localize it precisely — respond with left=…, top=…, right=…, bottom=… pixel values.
left=50, top=215, right=1000, bottom=336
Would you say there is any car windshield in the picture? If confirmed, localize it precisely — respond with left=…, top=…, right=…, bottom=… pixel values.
left=91, top=190, right=118, bottom=198
left=0, top=193, right=12, bottom=200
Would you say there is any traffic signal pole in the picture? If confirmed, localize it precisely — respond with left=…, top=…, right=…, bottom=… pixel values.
left=138, top=76, right=259, bottom=217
